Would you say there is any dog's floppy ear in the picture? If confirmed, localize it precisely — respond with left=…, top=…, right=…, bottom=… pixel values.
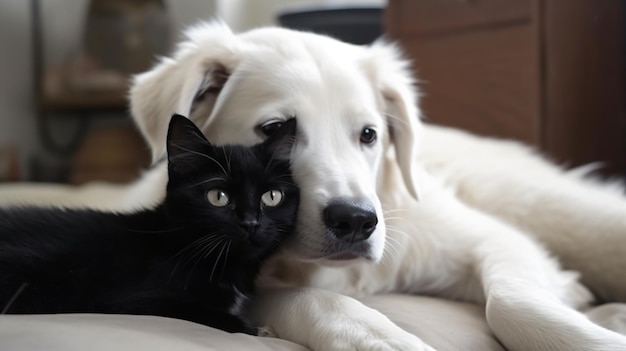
left=130, top=21, right=242, bottom=163
left=363, top=41, right=423, bottom=200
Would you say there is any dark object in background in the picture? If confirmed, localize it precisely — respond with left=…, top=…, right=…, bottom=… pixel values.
left=85, top=0, right=170, bottom=74
left=69, top=126, right=150, bottom=185
left=29, top=0, right=171, bottom=175
left=277, top=6, right=383, bottom=45
left=0, top=146, right=19, bottom=182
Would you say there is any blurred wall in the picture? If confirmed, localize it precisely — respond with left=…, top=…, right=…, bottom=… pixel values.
left=0, top=1, right=37, bottom=180
left=0, top=0, right=218, bottom=180
left=0, top=0, right=382, bottom=181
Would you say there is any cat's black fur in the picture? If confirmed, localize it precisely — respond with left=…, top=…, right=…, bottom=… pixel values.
left=0, top=115, right=299, bottom=334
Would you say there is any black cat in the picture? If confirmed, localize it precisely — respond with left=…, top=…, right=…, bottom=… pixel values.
left=0, top=115, right=299, bottom=334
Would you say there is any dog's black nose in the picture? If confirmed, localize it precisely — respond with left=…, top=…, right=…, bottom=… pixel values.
left=323, top=200, right=378, bottom=242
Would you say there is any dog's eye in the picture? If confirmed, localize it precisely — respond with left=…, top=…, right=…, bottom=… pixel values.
left=261, top=122, right=284, bottom=136
left=207, top=189, right=230, bottom=207
left=360, top=127, right=377, bottom=144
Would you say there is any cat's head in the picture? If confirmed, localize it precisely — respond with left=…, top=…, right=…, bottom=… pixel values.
left=164, top=114, right=299, bottom=263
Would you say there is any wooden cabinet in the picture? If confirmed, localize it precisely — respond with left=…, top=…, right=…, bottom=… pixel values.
left=386, top=0, right=626, bottom=176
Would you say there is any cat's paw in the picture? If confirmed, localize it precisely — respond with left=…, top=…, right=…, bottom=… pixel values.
left=257, top=325, right=277, bottom=338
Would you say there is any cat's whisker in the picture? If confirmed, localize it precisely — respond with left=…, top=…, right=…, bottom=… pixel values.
left=177, top=234, right=221, bottom=262
left=222, top=146, right=233, bottom=174
left=269, top=228, right=295, bottom=248
left=275, top=178, right=298, bottom=187
left=184, top=235, right=227, bottom=289
left=209, top=241, right=228, bottom=283
left=184, top=177, right=227, bottom=189
left=171, top=143, right=228, bottom=176
left=219, top=241, right=232, bottom=281
left=264, top=148, right=280, bottom=175
left=189, top=235, right=226, bottom=269
left=177, top=235, right=220, bottom=282
left=1, top=282, right=28, bottom=314
left=168, top=233, right=224, bottom=279
left=199, top=235, right=227, bottom=261
left=185, top=236, right=220, bottom=266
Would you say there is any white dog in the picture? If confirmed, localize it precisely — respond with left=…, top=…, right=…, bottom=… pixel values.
left=8, top=21, right=625, bottom=350
left=122, top=21, right=626, bottom=350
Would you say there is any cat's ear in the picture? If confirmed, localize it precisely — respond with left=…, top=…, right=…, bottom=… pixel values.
left=262, top=118, right=297, bottom=160
left=166, top=114, right=213, bottom=174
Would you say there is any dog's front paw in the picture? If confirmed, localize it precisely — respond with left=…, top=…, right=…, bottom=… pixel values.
left=259, top=288, right=435, bottom=350
left=313, top=324, right=434, bottom=351
left=308, top=306, right=435, bottom=351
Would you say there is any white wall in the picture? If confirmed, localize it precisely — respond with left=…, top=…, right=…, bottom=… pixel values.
left=0, top=0, right=218, bottom=180
left=0, top=1, right=37, bottom=180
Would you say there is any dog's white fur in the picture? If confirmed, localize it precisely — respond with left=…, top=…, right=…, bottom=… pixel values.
left=6, top=21, right=626, bottom=350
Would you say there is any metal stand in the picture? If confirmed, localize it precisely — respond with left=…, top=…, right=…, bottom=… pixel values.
left=30, top=0, right=90, bottom=156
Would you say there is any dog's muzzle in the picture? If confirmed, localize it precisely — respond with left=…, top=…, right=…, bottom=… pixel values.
left=323, top=198, right=378, bottom=244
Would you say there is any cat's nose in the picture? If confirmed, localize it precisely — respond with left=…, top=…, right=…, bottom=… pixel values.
left=240, top=219, right=259, bottom=234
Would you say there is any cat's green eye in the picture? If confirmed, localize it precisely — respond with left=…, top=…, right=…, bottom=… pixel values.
left=261, top=190, right=284, bottom=207
left=207, top=189, right=229, bottom=207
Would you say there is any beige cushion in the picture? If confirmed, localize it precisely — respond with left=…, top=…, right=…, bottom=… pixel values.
left=2, top=294, right=624, bottom=351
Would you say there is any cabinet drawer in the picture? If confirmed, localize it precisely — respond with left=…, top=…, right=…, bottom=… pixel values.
left=394, top=0, right=532, bottom=35
left=399, top=25, right=539, bottom=143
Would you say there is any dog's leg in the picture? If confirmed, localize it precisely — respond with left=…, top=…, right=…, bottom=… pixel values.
left=395, top=174, right=626, bottom=351
left=476, top=236, right=626, bottom=350
left=467, top=214, right=626, bottom=350
left=469, top=170, right=626, bottom=303
left=251, top=287, right=436, bottom=351
left=421, top=125, right=626, bottom=302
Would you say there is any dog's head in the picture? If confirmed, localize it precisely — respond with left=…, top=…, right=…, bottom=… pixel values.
left=130, top=21, right=422, bottom=264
